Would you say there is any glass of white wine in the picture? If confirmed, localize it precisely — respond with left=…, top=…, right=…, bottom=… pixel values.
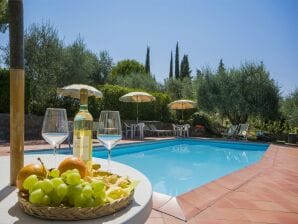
left=97, top=111, right=122, bottom=171
left=42, top=108, right=69, bottom=161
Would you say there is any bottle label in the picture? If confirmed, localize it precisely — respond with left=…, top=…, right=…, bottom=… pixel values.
left=73, top=136, right=90, bottom=160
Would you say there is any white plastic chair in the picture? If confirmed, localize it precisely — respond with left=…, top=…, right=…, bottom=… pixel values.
left=137, top=123, right=145, bottom=140
left=183, top=124, right=191, bottom=137
left=173, top=124, right=184, bottom=137
left=172, top=124, right=178, bottom=136
left=124, top=122, right=132, bottom=138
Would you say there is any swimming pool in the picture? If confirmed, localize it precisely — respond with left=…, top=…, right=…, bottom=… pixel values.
left=27, top=139, right=268, bottom=196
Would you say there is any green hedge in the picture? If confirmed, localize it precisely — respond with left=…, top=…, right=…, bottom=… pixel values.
left=0, top=68, right=33, bottom=114
left=0, top=69, right=9, bottom=113
left=94, top=84, right=172, bottom=122
left=55, top=84, right=172, bottom=122
left=0, top=76, right=172, bottom=122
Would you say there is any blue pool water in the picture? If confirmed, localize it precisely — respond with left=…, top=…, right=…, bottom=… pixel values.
left=27, top=139, right=268, bottom=196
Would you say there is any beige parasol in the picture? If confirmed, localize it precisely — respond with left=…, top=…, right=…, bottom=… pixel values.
left=168, top=99, right=197, bottom=119
left=119, top=92, right=156, bottom=123
left=57, top=84, right=103, bottom=99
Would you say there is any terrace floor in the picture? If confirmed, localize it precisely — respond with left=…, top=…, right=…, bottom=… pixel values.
left=1, top=138, right=298, bottom=224
left=146, top=143, right=298, bottom=224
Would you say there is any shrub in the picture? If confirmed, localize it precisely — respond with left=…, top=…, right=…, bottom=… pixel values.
left=189, top=112, right=213, bottom=133
left=281, top=89, right=298, bottom=130
left=0, top=69, right=9, bottom=113
left=0, top=68, right=31, bottom=114
left=96, top=84, right=171, bottom=122
left=0, top=78, right=172, bottom=122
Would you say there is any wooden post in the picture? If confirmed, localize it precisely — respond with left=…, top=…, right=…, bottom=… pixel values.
left=9, top=0, right=24, bottom=186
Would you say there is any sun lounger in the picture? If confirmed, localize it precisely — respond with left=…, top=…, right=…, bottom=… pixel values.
left=147, top=124, right=173, bottom=137
left=236, top=123, right=249, bottom=140
left=221, top=125, right=238, bottom=139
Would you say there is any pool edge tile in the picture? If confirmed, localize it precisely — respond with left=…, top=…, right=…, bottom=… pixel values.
left=152, top=192, right=172, bottom=209
left=158, top=197, right=187, bottom=221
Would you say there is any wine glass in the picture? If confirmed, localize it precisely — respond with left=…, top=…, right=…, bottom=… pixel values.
left=42, top=108, right=69, bottom=161
left=97, top=111, right=122, bottom=171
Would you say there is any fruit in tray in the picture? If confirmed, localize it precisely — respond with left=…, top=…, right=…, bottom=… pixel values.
left=17, top=163, right=47, bottom=192
left=58, top=157, right=88, bottom=178
left=17, top=157, right=138, bottom=208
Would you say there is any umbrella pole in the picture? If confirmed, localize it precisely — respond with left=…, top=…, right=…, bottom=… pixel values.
left=182, top=103, right=184, bottom=122
left=137, top=102, right=139, bottom=123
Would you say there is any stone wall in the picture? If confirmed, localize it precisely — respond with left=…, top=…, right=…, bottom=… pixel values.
left=0, top=113, right=44, bottom=142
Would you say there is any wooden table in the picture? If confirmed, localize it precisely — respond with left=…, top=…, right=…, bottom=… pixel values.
left=0, top=154, right=152, bottom=224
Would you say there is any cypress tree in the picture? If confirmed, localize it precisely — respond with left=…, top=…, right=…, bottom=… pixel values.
left=217, top=59, right=225, bottom=75
left=196, top=69, right=202, bottom=78
left=180, top=54, right=191, bottom=79
left=175, top=42, right=179, bottom=79
left=185, top=55, right=190, bottom=78
left=169, top=51, right=173, bottom=78
left=145, top=46, right=150, bottom=74
left=180, top=55, right=185, bottom=79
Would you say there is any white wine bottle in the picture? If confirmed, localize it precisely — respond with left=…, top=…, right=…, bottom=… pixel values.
left=73, top=89, right=93, bottom=172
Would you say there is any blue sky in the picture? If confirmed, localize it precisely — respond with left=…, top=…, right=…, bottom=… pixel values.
left=1, top=0, right=297, bottom=95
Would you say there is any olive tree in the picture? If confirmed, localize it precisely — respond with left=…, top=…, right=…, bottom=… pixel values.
left=24, top=23, right=64, bottom=113
left=197, top=62, right=280, bottom=124
left=282, top=89, right=298, bottom=129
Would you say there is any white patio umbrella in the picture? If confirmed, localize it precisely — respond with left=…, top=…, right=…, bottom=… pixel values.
left=57, top=84, right=103, bottom=99
left=168, top=99, right=197, bottom=120
left=119, top=92, right=156, bottom=123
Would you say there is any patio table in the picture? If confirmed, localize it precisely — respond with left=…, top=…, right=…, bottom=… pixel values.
left=0, top=154, right=152, bottom=224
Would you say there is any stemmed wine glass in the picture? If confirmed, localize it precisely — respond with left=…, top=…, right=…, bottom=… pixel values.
left=97, top=111, right=122, bottom=171
left=42, top=108, right=69, bottom=162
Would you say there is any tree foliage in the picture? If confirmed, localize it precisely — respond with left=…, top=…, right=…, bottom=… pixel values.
left=24, top=23, right=63, bottom=113
left=164, top=77, right=194, bottom=100
left=175, top=42, right=179, bottom=79
left=180, top=54, right=191, bottom=79
left=0, top=20, right=288, bottom=130
left=217, top=59, right=225, bottom=75
left=145, top=46, right=150, bottom=74
left=94, top=85, right=171, bottom=122
left=89, top=51, right=113, bottom=85
left=169, top=51, right=173, bottom=78
left=282, top=89, right=298, bottom=129
left=59, top=37, right=93, bottom=86
left=110, top=59, right=145, bottom=76
left=1, top=22, right=113, bottom=114
left=197, top=62, right=280, bottom=124
left=108, top=72, right=161, bottom=92
left=0, top=0, right=8, bottom=33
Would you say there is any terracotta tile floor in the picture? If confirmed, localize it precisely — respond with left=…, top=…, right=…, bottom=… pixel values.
left=147, top=144, right=298, bottom=224
left=1, top=139, right=298, bottom=223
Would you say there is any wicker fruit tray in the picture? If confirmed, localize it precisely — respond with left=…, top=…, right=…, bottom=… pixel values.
left=18, top=190, right=134, bottom=220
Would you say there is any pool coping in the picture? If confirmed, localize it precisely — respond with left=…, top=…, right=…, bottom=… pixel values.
left=24, top=137, right=269, bottom=154
left=151, top=143, right=277, bottom=221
